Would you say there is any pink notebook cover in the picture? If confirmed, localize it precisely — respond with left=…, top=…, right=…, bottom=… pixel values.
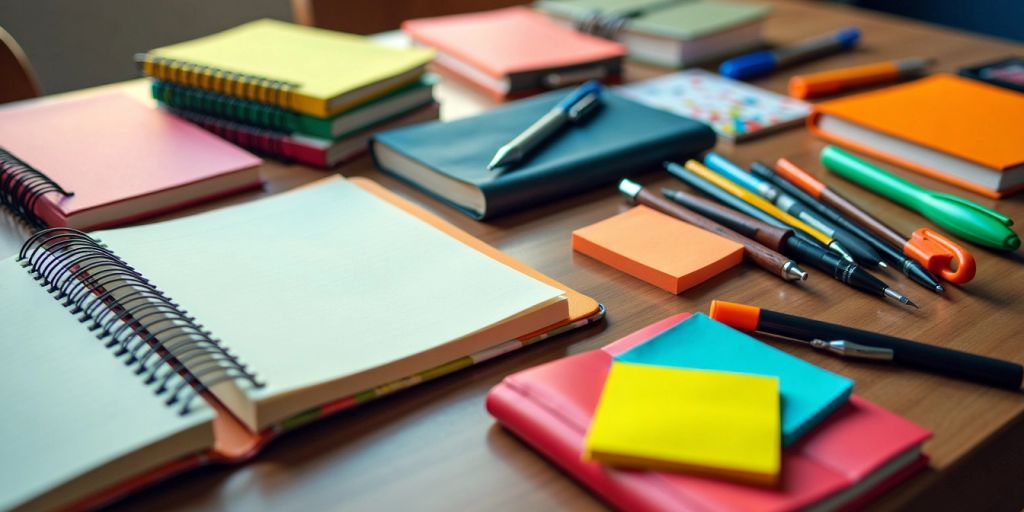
left=486, top=314, right=932, bottom=511
left=0, top=91, right=262, bottom=228
left=402, top=7, right=625, bottom=78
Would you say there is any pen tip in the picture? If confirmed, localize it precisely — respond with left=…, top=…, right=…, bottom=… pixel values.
left=935, top=284, right=946, bottom=293
left=907, top=299, right=920, bottom=309
left=883, top=287, right=918, bottom=308
left=878, top=261, right=889, bottom=269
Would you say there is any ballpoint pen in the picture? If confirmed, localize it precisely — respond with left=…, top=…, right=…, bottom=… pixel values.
left=703, top=152, right=885, bottom=268
left=788, top=57, right=934, bottom=99
left=673, top=160, right=855, bottom=262
left=619, top=179, right=808, bottom=282
left=821, top=146, right=1020, bottom=251
left=719, top=27, right=861, bottom=80
left=663, top=161, right=830, bottom=255
left=709, top=300, right=1024, bottom=390
left=763, top=159, right=961, bottom=288
left=662, top=187, right=916, bottom=306
left=488, top=80, right=603, bottom=171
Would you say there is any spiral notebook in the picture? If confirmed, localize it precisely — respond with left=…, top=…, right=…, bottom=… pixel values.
left=0, top=91, right=262, bottom=231
left=139, top=19, right=434, bottom=117
left=0, top=176, right=602, bottom=511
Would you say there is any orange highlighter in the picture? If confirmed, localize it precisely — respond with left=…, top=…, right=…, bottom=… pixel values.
left=788, top=57, right=933, bottom=99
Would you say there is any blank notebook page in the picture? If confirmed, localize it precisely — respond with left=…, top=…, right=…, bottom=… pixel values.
left=0, top=259, right=213, bottom=510
left=95, top=179, right=565, bottom=426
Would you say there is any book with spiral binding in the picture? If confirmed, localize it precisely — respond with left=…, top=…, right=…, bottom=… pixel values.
left=0, top=91, right=262, bottom=231
left=535, top=0, right=769, bottom=68
left=138, top=19, right=434, bottom=118
left=173, top=102, right=440, bottom=168
left=0, top=176, right=603, bottom=511
left=151, top=75, right=437, bottom=140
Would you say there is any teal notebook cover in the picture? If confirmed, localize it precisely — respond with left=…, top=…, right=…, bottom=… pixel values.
left=615, top=313, right=853, bottom=446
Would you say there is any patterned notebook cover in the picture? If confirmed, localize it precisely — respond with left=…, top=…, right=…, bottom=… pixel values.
left=617, top=69, right=810, bottom=141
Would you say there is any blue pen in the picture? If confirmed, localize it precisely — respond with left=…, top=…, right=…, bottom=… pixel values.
left=719, top=27, right=861, bottom=80
left=488, top=80, right=603, bottom=171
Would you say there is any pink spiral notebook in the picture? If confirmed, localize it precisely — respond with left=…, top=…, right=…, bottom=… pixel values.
left=0, top=91, right=262, bottom=230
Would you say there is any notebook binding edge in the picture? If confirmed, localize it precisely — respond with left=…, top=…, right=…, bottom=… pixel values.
left=135, top=53, right=300, bottom=111
left=169, top=108, right=291, bottom=160
left=0, top=147, right=74, bottom=230
left=152, top=80, right=299, bottom=133
left=17, top=227, right=265, bottom=416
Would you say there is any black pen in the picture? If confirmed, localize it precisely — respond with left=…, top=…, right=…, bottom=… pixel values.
left=662, top=187, right=917, bottom=306
left=751, top=161, right=945, bottom=293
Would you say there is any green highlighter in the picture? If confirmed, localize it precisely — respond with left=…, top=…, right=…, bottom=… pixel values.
left=821, top=146, right=1020, bottom=251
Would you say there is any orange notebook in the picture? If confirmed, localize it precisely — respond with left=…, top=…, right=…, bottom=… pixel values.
left=0, top=176, right=601, bottom=511
left=572, top=205, right=744, bottom=293
left=808, top=74, right=1024, bottom=198
left=402, top=7, right=626, bottom=100
left=0, top=91, right=263, bottom=230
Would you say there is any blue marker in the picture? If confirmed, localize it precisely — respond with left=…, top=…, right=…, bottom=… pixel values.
left=719, top=27, right=861, bottom=81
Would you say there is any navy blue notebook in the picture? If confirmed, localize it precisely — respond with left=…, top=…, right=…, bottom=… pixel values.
left=370, top=90, right=715, bottom=219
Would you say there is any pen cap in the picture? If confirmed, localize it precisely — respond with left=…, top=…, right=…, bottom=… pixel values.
left=904, top=228, right=976, bottom=284
left=719, top=51, right=777, bottom=80
left=708, top=300, right=761, bottom=331
left=822, top=145, right=1021, bottom=251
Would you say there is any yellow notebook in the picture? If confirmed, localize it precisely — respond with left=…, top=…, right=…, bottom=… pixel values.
left=584, top=362, right=781, bottom=486
left=140, top=19, right=434, bottom=117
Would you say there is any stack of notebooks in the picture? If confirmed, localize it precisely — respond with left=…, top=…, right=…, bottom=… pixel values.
left=138, top=19, right=439, bottom=168
left=535, top=0, right=771, bottom=68
left=402, top=7, right=627, bottom=100
left=488, top=313, right=932, bottom=510
left=0, top=176, right=603, bottom=510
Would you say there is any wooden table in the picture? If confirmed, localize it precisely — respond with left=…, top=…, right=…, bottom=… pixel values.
left=4, top=1, right=1023, bottom=509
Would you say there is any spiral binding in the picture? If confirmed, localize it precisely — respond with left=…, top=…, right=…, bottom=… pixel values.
left=0, top=147, right=73, bottom=230
left=18, top=228, right=264, bottom=415
left=170, top=108, right=290, bottom=160
left=152, top=81, right=299, bottom=133
left=136, top=53, right=300, bottom=110
left=573, top=0, right=685, bottom=39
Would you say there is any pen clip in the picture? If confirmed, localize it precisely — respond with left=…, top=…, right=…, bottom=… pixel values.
left=567, top=91, right=602, bottom=122
left=926, top=191, right=1014, bottom=227
left=811, top=339, right=894, bottom=361
left=905, top=228, right=976, bottom=284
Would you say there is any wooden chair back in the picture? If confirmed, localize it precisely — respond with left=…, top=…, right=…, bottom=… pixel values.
left=0, top=26, right=40, bottom=104
left=292, top=0, right=529, bottom=34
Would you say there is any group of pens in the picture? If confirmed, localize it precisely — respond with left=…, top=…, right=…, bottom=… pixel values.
left=621, top=145, right=1020, bottom=308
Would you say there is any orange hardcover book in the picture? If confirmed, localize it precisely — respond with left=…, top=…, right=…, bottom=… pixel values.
left=572, top=205, right=744, bottom=294
left=808, top=74, right=1024, bottom=198
left=402, top=7, right=626, bottom=100
left=0, top=176, right=601, bottom=511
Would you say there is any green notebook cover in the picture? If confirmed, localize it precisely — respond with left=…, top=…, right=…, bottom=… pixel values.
left=152, top=77, right=436, bottom=140
left=537, top=0, right=769, bottom=40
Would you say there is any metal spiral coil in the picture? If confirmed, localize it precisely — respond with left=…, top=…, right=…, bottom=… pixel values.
left=153, top=81, right=298, bottom=132
left=169, top=108, right=289, bottom=159
left=18, top=228, right=264, bottom=415
left=0, top=147, right=74, bottom=230
left=136, top=53, right=299, bottom=110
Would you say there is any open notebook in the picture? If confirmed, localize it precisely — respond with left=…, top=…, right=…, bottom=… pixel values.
left=0, top=177, right=601, bottom=511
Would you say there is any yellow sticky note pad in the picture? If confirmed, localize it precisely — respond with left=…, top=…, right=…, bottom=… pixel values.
left=584, top=362, right=781, bottom=486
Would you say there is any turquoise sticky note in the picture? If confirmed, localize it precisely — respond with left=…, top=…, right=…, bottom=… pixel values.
left=615, top=313, right=853, bottom=446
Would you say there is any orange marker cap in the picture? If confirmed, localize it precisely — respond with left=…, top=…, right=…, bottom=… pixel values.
left=708, top=300, right=761, bottom=331
left=775, top=158, right=825, bottom=198
left=904, top=228, right=977, bottom=284
left=788, top=61, right=902, bottom=99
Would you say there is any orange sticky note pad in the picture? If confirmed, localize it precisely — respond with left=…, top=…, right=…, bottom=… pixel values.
left=572, top=205, right=744, bottom=294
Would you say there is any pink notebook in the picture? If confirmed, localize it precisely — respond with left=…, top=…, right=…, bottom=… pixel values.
left=0, top=91, right=262, bottom=230
left=486, top=314, right=932, bottom=511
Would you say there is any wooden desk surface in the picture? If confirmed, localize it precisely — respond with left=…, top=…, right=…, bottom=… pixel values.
left=4, top=1, right=1023, bottom=510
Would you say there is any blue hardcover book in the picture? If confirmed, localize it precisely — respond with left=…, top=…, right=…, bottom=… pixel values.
left=370, top=90, right=715, bottom=219
left=616, top=313, right=854, bottom=446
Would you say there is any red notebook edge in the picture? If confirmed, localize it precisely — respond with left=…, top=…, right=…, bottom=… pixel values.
left=486, top=314, right=932, bottom=511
